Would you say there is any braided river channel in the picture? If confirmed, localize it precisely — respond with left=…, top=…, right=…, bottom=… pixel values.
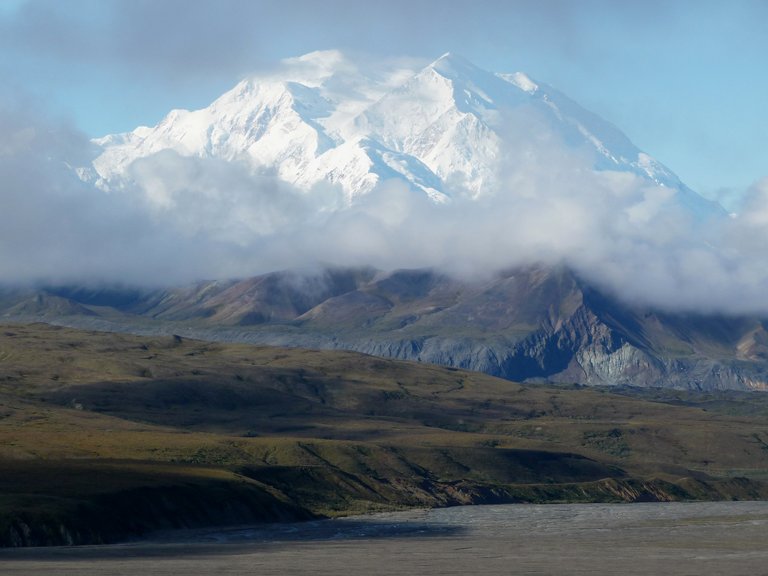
left=3, top=501, right=768, bottom=575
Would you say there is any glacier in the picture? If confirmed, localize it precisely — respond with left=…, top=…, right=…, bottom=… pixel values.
left=88, top=50, right=723, bottom=220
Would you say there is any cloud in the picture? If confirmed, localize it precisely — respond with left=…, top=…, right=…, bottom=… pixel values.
left=98, top=109, right=766, bottom=317
left=3, top=59, right=768, bottom=317
left=0, top=100, right=281, bottom=285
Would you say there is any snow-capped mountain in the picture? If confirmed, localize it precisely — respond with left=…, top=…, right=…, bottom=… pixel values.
left=89, top=50, right=720, bottom=216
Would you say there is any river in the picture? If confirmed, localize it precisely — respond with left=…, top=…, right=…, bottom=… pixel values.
left=2, top=501, right=768, bottom=575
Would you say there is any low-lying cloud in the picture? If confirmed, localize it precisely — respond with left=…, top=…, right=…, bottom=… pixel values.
left=2, top=94, right=768, bottom=316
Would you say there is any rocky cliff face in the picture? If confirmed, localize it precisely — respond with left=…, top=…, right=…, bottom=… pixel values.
left=202, top=266, right=768, bottom=391
left=325, top=301, right=768, bottom=391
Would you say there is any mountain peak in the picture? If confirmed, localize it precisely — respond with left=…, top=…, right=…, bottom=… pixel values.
left=88, top=50, right=721, bottom=217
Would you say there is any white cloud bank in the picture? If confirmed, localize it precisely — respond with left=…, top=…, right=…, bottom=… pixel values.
left=2, top=95, right=768, bottom=316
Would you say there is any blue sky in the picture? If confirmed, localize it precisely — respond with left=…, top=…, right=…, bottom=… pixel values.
left=1, top=0, right=766, bottom=204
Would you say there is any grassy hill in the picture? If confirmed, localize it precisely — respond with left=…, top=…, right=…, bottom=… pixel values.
left=2, top=323, right=768, bottom=546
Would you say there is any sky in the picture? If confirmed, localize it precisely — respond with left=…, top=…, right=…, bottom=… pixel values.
left=1, top=0, right=766, bottom=203
left=2, top=0, right=768, bottom=315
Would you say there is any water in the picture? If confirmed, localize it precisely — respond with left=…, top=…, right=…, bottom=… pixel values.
left=2, top=502, right=768, bottom=575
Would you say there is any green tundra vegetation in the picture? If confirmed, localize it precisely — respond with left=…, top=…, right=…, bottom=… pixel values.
left=2, top=323, right=768, bottom=546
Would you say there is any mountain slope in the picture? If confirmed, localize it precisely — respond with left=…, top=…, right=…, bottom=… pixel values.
left=288, top=266, right=768, bottom=390
left=87, top=51, right=722, bottom=219
left=8, top=265, right=767, bottom=392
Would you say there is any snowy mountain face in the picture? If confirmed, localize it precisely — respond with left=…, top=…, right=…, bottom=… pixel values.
left=89, top=50, right=720, bottom=216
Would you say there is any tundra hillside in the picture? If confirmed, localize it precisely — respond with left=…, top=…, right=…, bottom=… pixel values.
left=2, top=324, right=768, bottom=546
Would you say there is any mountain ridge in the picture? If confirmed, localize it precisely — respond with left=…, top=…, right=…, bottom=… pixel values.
left=5, top=265, right=767, bottom=392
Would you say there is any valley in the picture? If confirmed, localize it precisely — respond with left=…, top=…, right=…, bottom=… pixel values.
left=3, top=3, right=768, bottom=570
